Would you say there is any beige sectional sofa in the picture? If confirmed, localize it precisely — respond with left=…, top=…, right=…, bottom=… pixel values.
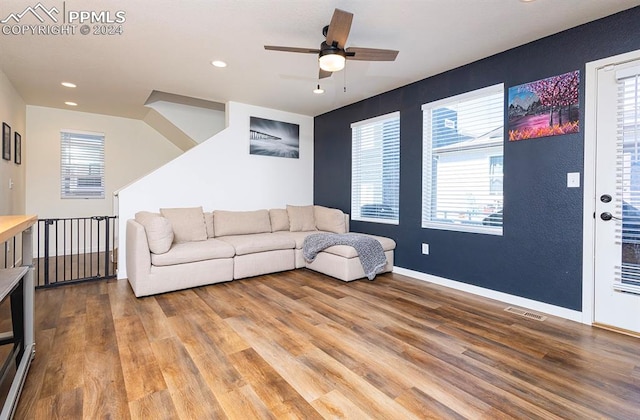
left=126, top=205, right=396, bottom=297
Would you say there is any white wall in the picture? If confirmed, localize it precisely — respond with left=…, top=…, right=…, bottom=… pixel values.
left=117, top=101, right=314, bottom=278
left=148, top=101, right=226, bottom=143
left=0, top=69, right=26, bottom=216
left=0, top=70, right=27, bottom=267
left=26, top=106, right=182, bottom=219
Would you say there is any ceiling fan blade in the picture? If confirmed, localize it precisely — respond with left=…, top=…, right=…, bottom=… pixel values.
left=346, top=47, right=399, bottom=61
left=319, top=69, right=332, bottom=79
left=325, top=8, right=353, bottom=49
left=264, top=46, right=320, bottom=54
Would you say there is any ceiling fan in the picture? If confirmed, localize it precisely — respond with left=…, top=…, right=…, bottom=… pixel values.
left=264, top=8, right=399, bottom=79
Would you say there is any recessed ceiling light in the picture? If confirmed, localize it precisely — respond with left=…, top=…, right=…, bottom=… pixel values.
left=211, top=60, right=227, bottom=68
left=61, top=82, right=76, bottom=88
left=65, top=101, right=78, bottom=106
left=313, top=84, right=324, bottom=94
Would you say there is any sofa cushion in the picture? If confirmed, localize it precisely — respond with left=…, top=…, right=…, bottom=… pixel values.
left=151, top=239, right=235, bottom=267
left=287, top=205, right=317, bottom=232
left=214, top=210, right=271, bottom=237
left=134, top=212, right=174, bottom=254
left=217, top=233, right=295, bottom=256
left=204, top=212, right=214, bottom=238
left=272, top=231, right=323, bottom=249
left=160, top=207, right=207, bottom=243
left=314, top=205, right=347, bottom=234
left=320, top=234, right=397, bottom=258
left=270, top=209, right=290, bottom=232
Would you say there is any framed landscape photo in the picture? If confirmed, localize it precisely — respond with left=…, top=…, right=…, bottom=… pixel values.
left=14, top=132, right=21, bottom=165
left=2, top=122, right=10, bottom=161
left=249, top=116, right=300, bottom=159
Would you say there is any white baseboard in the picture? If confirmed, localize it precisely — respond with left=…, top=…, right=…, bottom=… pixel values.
left=393, top=266, right=584, bottom=323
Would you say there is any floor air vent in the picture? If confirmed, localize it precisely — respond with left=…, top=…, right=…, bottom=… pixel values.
left=504, top=306, right=547, bottom=321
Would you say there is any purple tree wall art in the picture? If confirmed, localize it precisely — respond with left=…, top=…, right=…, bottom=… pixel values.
left=508, top=70, right=580, bottom=141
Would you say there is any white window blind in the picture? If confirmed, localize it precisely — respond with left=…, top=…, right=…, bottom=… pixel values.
left=422, top=84, right=504, bottom=235
left=351, top=112, right=400, bottom=224
left=61, top=130, right=105, bottom=199
left=615, top=65, right=640, bottom=294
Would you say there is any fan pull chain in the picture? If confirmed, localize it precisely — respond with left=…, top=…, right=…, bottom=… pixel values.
left=344, top=63, right=347, bottom=93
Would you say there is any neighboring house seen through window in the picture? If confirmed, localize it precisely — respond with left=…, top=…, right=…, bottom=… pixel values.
left=61, top=130, right=105, bottom=199
left=489, top=155, right=504, bottom=195
left=422, top=84, right=504, bottom=234
left=351, top=112, right=400, bottom=224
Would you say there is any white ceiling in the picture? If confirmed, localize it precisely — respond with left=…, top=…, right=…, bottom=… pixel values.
left=0, top=0, right=638, bottom=119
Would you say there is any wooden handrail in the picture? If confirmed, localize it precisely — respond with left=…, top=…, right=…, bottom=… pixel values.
left=0, top=215, right=37, bottom=244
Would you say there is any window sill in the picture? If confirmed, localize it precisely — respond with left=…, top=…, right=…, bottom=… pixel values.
left=422, top=221, right=502, bottom=236
left=353, top=217, right=399, bottom=225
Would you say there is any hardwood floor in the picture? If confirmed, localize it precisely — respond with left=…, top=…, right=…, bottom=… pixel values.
left=12, top=270, right=640, bottom=419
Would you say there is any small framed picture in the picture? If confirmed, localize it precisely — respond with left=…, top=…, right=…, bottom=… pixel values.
left=2, top=122, right=10, bottom=161
left=14, top=132, right=21, bottom=165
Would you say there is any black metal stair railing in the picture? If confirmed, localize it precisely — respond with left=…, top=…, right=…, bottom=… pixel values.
left=35, top=216, right=118, bottom=288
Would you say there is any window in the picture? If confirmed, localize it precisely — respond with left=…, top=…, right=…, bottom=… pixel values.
left=422, top=84, right=504, bottom=234
left=489, top=155, right=503, bottom=195
left=61, top=130, right=105, bottom=199
left=351, top=112, right=400, bottom=224
left=616, top=64, right=640, bottom=293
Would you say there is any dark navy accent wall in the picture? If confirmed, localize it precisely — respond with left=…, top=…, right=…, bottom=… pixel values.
left=313, top=7, right=640, bottom=311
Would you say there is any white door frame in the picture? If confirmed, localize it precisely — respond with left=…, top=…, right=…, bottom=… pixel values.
left=582, top=49, right=640, bottom=325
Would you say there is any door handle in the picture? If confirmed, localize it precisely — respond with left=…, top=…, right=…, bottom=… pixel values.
left=600, top=212, right=622, bottom=221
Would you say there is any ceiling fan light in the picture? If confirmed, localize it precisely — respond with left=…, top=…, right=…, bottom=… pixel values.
left=319, top=51, right=346, bottom=72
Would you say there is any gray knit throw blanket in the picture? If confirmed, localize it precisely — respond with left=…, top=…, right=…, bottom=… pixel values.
left=302, top=233, right=387, bottom=280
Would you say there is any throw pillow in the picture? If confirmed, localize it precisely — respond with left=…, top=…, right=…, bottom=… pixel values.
left=204, top=211, right=215, bottom=238
left=135, top=211, right=174, bottom=254
left=160, top=207, right=207, bottom=243
left=287, top=205, right=317, bottom=232
left=314, top=205, right=347, bottom=234
left=269, top=209, right=290, bottom=232
left=213, top=210, right=271, bottom=236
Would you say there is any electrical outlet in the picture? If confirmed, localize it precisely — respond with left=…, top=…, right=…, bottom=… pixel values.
left=421, top=243, right=429, bottom=255
left=567, top=172, right=580, bottom=188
